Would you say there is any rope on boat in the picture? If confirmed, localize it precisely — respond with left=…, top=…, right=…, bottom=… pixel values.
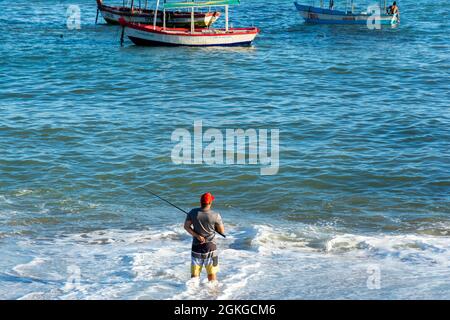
left=120, top=25, right=125, bottom=46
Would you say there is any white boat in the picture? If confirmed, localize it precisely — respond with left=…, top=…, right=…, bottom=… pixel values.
left=294, top=1, right=399, bottom=26
left=119, top=0, right=259, bottom=47
left=96, top=0, right=220, bottom=27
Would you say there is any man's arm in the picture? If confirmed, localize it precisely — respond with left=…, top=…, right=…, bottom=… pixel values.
left=215, top=213, right=225, bottom=235
left=184, top=219, right=205, bottom=244
left=215, top=222, right=225, bottom=235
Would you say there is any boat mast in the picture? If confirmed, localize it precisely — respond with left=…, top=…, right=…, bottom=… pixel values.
left=130, top=0, right=134, bottom=13
left=153, top=0, right=160, bottom=27
left=225, top=4, right=229, bottom=32
left=191, top=7, right=195, bottom=32
left=163, top=10, right=166, bottom=29
left=163, top=0, right=166, bottom=29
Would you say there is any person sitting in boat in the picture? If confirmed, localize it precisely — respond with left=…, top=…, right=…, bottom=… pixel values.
left=388, top=1, right=399, bottom=14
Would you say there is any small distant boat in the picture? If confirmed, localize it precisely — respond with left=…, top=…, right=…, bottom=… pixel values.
left=96, top=0, right=220, bottom=27
left=119, top=0, right=259, bottom=47
left=294, top=1, right=399, bottom=26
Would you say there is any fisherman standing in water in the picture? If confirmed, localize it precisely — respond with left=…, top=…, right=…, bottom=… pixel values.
left=184, top=193, right=225, bottom=281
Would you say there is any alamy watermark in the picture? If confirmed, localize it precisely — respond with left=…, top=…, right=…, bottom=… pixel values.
left=66, top=5, right=81, bottom=30
left=171, top=121, right=279, bottom=175
left=63, top=265, right=81, bottom=292
left=366, top=4, right=390, bottom=30
left=366, top=264, right=381, bottom=290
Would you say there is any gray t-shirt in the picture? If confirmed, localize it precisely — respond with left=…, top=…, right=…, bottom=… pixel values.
left=186, top=208, right=223, bottom=245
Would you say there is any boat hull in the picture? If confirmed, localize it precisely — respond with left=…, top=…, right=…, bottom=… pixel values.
left=128, top=35, right=255, bottom=47
left=294, top=2, right=399, bottom=26
left=97, top=2, right=220, bottom=27
left=122, top=22, right=259, bottom=47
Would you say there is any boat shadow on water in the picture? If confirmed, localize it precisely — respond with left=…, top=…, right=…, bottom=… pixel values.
left=288, top=22, right=399, bottom=35
left=283, top=23, right=403, bottom=49
left=118, top=39, right=258, bottom=56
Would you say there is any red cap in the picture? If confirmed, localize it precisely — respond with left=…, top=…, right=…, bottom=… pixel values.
left=200, top=192, right=215, bottom=204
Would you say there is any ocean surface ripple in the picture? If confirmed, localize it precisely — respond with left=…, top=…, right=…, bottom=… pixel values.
left=0, top=0, right=449, bottom=299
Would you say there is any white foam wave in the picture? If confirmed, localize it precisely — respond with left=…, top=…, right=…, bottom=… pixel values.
left=324, top=233, right=450, bottom=267
left=2, top=224, right=450, bottom=300
left=244, top=224, right=450, bottom=268
left=251, top=225, right=311, bottom=254
left=15, top=189, right=33, bottom=197
left=0, top=195, right=14, bottom=204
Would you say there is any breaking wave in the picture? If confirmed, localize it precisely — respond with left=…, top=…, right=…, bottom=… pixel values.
left=1, top=222, right=449, bottom=299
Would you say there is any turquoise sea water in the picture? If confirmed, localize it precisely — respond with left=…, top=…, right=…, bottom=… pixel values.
left=0, top=0, right=449, bottom=299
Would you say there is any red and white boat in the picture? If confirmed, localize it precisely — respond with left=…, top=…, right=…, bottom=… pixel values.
left=119, top=0, right=259, bottom=47
left=96, top=0, right=220, bottom=28
left=121, top=24, right=260, bottom=47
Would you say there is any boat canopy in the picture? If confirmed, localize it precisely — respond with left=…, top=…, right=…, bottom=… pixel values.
left=163, top=0, right=240, bottom=9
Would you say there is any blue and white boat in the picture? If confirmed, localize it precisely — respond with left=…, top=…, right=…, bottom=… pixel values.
left=294, top=1, right=399, bottom=26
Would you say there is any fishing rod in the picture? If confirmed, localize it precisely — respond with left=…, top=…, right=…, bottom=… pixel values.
left=140, top=187, right=226, bottom=238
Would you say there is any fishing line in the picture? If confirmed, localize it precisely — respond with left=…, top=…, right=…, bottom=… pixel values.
left=139, top=186, right=227, bottom=238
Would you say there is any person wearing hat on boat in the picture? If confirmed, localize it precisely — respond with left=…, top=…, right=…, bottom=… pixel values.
left=388, top=1, right=399, bottom=14
left=184, top=192, right=225, bottom=281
